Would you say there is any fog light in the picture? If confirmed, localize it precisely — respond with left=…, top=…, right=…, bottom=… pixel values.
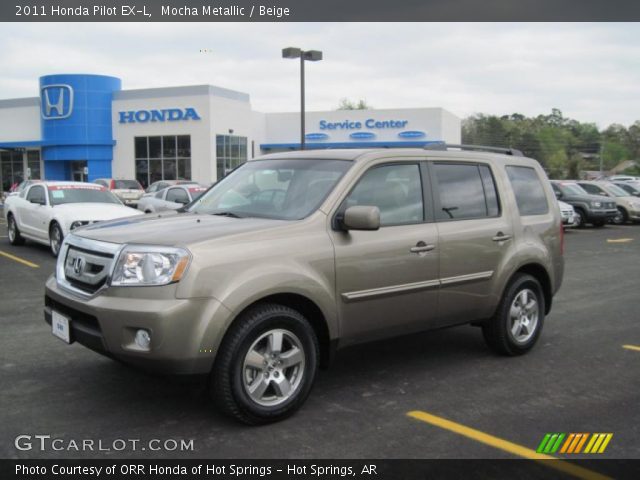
left=135, top=329, right=151, bottom=350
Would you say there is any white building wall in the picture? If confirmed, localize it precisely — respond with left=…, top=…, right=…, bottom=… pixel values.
left=441, top=108, right=462, bottom=144
left=263, top=107, right=459, bottom=146
left=0, top=99, right=41, bottom=142
left=111, top=90, right=212, bottom=182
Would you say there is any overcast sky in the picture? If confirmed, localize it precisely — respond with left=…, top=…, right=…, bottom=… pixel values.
left=1, top=22, right=638, bottom=128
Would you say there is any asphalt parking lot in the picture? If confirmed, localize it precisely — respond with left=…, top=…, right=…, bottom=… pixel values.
left=0, top=213, right=638, bottom=465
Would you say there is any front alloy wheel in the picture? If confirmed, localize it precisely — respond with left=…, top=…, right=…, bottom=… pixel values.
left=242, top=329, right=306, bottom=407
left=211, top=303, right=319, bottom=425
left=50, top=223, right=63, bottom=257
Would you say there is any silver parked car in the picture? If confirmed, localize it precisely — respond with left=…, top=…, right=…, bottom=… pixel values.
left=137, top=184, right=207, bottom=213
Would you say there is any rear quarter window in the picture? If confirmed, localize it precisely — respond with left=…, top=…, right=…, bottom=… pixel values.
left=506, top=166, right=549, bottom=216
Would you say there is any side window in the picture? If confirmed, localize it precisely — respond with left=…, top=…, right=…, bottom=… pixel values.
left=166, top=188, right=189, bottom=204
left=342, top=164, right=424, bottom=226
left=433, top=163, right=496, bottom=220
left=95, top=180, right=107, bottom=187
left=26, top=185, right=46, bottom=205
left=580, top=183, right=603, bottom=196
left=506, top=166, right=549, bottom=216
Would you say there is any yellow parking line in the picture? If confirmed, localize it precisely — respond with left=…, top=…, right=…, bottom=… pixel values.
left=606, top=238, right=633, bottom=243
left=407, top=411, right=611, bottom=480
left=0, top=250, right=39, bottom=268
left=622, top=345, right=640, bottom=352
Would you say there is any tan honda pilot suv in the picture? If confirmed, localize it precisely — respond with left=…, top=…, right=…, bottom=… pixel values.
left=45, top=146, right=564, bottom=424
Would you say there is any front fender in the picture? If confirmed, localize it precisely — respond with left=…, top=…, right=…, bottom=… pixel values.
left=177, top=260, right=338, bottom=341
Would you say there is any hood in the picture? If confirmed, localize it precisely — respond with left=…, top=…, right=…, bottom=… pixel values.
left=75, top=212, right=289, bottom=246
left=54, top=203, right=144, bottom=220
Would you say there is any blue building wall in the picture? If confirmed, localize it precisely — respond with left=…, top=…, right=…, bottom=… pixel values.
left=40, top=74, right=121, bottom=181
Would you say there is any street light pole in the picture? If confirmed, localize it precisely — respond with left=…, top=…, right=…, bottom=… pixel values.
left=282, top=47, right=323, bottom=151
left=300, top=53, right=305, bottom=150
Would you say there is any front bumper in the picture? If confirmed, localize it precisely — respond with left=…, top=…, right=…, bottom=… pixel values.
left=44, top=275, right=232, bottom=375
left=588, top=209, right=618, bottom=221
left=627, top=209, right=640, bottom=221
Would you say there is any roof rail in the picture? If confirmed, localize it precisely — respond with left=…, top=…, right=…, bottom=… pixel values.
left=424, top=143, right=524, bottom=157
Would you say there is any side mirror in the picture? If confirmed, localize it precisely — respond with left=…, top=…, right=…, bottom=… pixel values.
left=554, top=190, right=562, bottom=199
left=342, top=206, right=380, bottom=231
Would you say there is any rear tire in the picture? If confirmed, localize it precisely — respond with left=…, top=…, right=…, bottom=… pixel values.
left=482, top=274, right=545, bottom=356
left=7, top=214, right=25, bottom=246
left=210, top=303, right=319, bottom=425
left=49, top=222, right=63, bottom=257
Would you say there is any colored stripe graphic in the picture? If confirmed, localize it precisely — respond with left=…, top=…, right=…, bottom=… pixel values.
left=537, top=433, right=565, bottom=453
left=584, top=434, right=613, bottom=454
left=540, top=433, right=613, bottom=454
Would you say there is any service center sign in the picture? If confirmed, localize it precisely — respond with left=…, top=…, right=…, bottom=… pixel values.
left=118, top=107, right=201, bottom=124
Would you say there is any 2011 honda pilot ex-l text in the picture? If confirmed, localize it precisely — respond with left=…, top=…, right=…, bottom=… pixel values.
left=44, top=147, right=564, bottom=424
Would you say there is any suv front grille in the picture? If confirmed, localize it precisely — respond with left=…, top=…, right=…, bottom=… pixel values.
left=58, top=235, right=121, bottom=296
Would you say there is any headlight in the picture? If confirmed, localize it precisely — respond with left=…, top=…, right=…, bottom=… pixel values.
left=111, top=246, right=190, bottom=286
left=70, top=221, right=88, bottom=230
left=591, top=201, right=602, bottom=208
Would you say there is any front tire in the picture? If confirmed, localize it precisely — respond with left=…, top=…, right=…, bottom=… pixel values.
left=7, top=214, right=25, bottom=246
left=211, top=303, right=319, bottom=425
left=573, top=209, right=585, bottom=228
left=612, top=207, right=628, bottom=225
left=49, top=222, right=63, bottom=257
left=482, top=274, right=545, bottom=356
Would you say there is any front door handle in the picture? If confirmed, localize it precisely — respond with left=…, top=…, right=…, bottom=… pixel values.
left=410, top=241, right=436, bottom=254
left=492, top=232, right=512, bottom=242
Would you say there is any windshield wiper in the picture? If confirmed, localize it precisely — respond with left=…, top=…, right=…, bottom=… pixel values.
left=211, top=211, right=245, bottom=218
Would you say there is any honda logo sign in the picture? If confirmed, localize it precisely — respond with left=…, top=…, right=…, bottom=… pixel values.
left=41, top=84, right=74, bottom=120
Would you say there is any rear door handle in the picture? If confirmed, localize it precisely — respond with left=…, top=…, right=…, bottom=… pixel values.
left=492, top=232, right=512, bottom=242
left=410, top=241, right=436, bottom=254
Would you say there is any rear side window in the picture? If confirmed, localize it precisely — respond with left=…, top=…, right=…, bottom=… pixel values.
left=433, top=163, right=500, bottom=221
left=506, top=166, right=549, bottom=216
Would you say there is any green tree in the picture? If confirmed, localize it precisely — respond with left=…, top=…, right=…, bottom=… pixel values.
left=337, top=98, right=372, bottom=110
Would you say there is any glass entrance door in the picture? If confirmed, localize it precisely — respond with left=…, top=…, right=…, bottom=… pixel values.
left=70, top=160, right=88, bottom=182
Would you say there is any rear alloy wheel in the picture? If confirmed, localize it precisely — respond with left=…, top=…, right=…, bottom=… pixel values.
left=211, top=303, right=319, bottom=425
left=482, top=274, right=545, bottom=356
left=49, top=222, right=63, bottom=257
left=7, top=214, right=25, bottom=246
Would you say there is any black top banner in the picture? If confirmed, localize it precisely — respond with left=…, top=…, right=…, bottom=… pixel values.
left=4, top=0, right=640, bottom=22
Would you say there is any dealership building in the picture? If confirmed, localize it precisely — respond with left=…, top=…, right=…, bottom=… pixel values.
left=0, top=74, right=461, bottom=191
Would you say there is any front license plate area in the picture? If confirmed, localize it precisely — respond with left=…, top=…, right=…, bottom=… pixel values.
left=52, top=310, right=71, bottom=344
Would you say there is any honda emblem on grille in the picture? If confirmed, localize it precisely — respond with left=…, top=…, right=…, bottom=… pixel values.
left=72, top=257, right=85, bottom=275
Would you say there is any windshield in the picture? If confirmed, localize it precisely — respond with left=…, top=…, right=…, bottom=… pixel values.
left=48, top=186, right=122, bottom=206
left=558, top=183, right=588, bottom=196
left=189, top=159, right=352, bottom=220
left=602, top=183, right=630, bottom=197
left=114, top=180, right=142, bottom=190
